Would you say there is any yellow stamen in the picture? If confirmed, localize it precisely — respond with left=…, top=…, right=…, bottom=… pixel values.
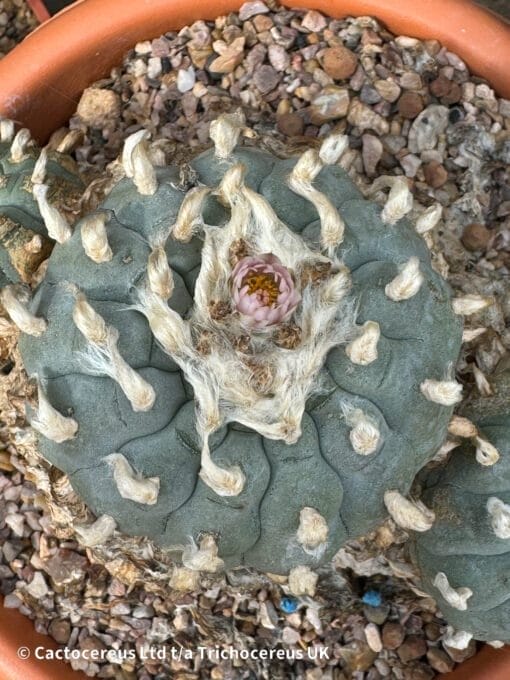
left=243, top=271, right=279, bottom=306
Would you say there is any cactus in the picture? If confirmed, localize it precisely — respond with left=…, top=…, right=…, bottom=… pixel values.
left=8, top=113, right=464, bottom=574
left=0, top=121, right=82, bottom=288
left=411, top=370, right=510, bottom=646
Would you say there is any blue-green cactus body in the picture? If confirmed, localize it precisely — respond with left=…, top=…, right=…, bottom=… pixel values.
left=19, top=141, right=462, bottom=574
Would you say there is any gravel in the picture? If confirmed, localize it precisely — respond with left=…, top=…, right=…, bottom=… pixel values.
left=2, top=0, right=510, bottom=677
left=0, top=0, right=36, bottom=58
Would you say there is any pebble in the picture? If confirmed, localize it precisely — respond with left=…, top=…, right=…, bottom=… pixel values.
left=424, top=622, right=442, bottom=641
left=25, top=571, right=49, bottom=598
left=426, top=647, right=455, bottom=673
left=238, top=0, right=270, bottom=21
left=382, top=622, right=405, bottom=650
left=362, top=134, right=383, bottom=176
left=462, top=222, right=492, bottom=251
left=3, top=540, right=23, bottom=562
left=430, top=74, right=452, bottom=98
left=374, top=79, right=401, bottom=103
left=246, top=43, right=266, bottom=72
left=253, top=14, right=273, bottom=31
left=339, top=640, right=378, bottom=672
left=5, top=513, right=24, bottom=536
left=80, top=635, right=108, bottom=654
left=177, top=66, right=196, bottom=92
left=147, top=56, right=162, bottom=79
left=365, top=623, right=383, bottom=652
left=322, top=45, right=358, bottom=80
left=403, top=663, right=435, bottom=680
left=259, top=601, right=279, bottom=629
left=360, top=83, right=382, bottom=105
left=209, top=36, right=245, bottom=73
left=277, top=112, right=304, bottom=136
left=348, top=100, right=389, bottom=135
left=301, top=10, right=327, bottom=33
left=268, top=44, right=289, bottom=71
left=253, top=64, right=279, bottom=94
left=398, top=635, right=428, bottom=662
left=400, top=72, right=423, bottom=90
left=401, top=153, right=422, bottom=178
left=398, top=91, right=425, bottom=119
left=151, top=37, right=170, bottom=57
left=443, top=639, right=478, bottom=663
left=310, top=86, right=350, bottom=123
left=134, top=40, right=152, bottom=54
left=364, top=603, right=390, bottom=625
left=3, top=593, right=22, bottom=609
left=408, top=104, right=449, bottom=153
left=111, top=602, right=131, bottom=616
left=282, top=626, right=301, bottom=644
left=423, top=160, right=448, bottom=187
left=49, top=618, right=72, bottom=644
left=42, top=549, right=88, bottom=587
left=133, top=604, right=154, bottom=618
left=499, top=98, right=510, bottom=117
left=76, top=87, right=121, bottom=127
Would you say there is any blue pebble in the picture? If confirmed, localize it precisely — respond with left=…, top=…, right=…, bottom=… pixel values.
left=280, top=596, right=298, bottom=614
left=362, top=590, right=382, bottom=607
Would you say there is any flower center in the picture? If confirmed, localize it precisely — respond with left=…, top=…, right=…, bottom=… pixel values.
left=242, top=271, right=280, bottom=306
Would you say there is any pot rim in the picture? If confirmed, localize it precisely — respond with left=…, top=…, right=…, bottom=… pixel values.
left=1, top=0, right=510, bottom=678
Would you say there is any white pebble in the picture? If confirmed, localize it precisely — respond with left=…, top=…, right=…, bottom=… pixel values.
left=365, top=623, right=383, bottom=652
left=147, top=57, right=162, bottom=79
left=5, top=513, right=25, bottom=537
left=177, top=66, right=196, bottom=93
left=26, top=572, right=49, bottom=599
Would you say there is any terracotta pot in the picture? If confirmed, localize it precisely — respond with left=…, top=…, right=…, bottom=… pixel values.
left=2, top=0, right=509, bottom=141
left=1, top=1, right=510, bottom=679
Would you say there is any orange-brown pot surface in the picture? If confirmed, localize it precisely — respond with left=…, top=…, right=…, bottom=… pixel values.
left=0, top=0, right=509, bottom=140
left=0, top=596, right=88, bottom=680
left=1, top=1, right=510, bottom=679
left=443, top=644, right=510, bottom=679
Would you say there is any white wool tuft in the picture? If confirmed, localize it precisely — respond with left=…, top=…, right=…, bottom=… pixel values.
left=74, top=515, right=116, bottom=547
left=384, top=490, right=435, bottom=531
left=385, top=257, right=423, bottom=301
left=80, top=212, right=113, bottom=263
left=0, top=286, right=47, bottom=336
left=105, top=453, right=160, bottom=505
left=32, top=183, right=72, bottom=243
left=420, top=379, right=463, bottom=406
left=487, top=497, right=510, bottom=539
left=31, top=381, right=78, bottom=443
left=182, top=534, right=224, bottom=572
left=433, top=572, right=473, bottom=611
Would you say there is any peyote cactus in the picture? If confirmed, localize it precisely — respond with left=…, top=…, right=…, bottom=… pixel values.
left=4, top=112, right=466, bottom=575
left=0, top=122, right=82, bottom=288
left=411, top=370, right=510, bottom=647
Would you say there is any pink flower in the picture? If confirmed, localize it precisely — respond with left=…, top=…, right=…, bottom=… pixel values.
left=231, top=254, right=301, bottom=329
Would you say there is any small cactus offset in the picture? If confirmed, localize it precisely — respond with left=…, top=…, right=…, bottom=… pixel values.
left=411, top=370, right=510, bottom=647
left=0, top=122, right=83, bottom=288
left=6, top=112, right=464, bottom=574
